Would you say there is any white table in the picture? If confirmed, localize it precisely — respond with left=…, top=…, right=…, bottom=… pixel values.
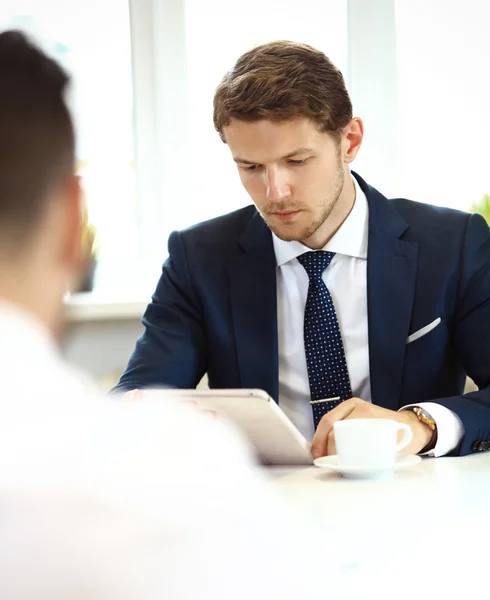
left=267, top=451, right=490, bottom=514
left=262, top=453, right=490, bottom=590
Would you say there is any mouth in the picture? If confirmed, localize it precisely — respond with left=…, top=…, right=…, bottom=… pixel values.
left=270, top=210, right=301, bottom=222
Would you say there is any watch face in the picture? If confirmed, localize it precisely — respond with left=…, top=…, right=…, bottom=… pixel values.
left=415, top=407, right=436, bottom=430
left=422, top=414, right=436, bottom=430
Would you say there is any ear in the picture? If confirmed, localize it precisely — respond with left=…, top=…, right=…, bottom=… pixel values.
left=341, top=117, right=364, bottom=164
left=52, top=174, right=85, bottom=291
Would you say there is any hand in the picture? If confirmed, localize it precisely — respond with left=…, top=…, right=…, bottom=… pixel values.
left=122, top=389, right=143, bottom=401
left=310, top=398, right=433, bottom=459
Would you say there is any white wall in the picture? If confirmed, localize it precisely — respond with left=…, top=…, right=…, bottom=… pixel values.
left=63, top=319, right=143, bottom=390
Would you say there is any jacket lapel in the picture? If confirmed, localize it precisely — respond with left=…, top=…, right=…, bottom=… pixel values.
left=227, top=176, right=419, bottom=410
left=355, top=174, right=419, bottom=411
left=228, top=212, right=279, bottom=401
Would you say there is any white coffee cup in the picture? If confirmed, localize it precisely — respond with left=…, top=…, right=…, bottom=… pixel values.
left=333, top=419, right=412, bottom=468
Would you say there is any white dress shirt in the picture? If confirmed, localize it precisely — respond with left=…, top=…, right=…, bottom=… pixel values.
left=0, top=300, right=337, bottom=599
left=274, top=177, right=464, bottom=456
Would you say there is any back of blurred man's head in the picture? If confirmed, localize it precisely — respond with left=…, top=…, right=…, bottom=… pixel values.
left=0, top=30, right=83, bottom=335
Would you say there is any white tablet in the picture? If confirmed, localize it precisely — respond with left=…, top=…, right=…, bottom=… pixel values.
left=141, top=388, right=312, bottom=465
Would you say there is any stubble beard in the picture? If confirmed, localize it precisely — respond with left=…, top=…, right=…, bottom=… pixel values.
left=264, top=162, right=345, bottom=243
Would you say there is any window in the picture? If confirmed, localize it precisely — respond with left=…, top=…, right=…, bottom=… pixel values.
left=395, top=0, right=490, bottom=210
left=0, top=1, right=356, bottom=295
left=0, top=0, right=137, bottom=290
left=9, top=1, right=484, bottom=295
left=182, top=0, right=348, bottom=229
left=121, top=0, right=349, bottom=291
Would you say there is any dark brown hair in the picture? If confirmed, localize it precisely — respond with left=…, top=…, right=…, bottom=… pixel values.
left=213, top=40, right=353, bottom=142
left=0, top=30, right=75, bottom=248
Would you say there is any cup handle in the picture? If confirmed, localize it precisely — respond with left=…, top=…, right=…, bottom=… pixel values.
left=395, top=423, right=412, bottom=453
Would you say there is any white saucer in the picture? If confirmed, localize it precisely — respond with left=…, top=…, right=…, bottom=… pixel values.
left=313, top=454, right=421, bottom=479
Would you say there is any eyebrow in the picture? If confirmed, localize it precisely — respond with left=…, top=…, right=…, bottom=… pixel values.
left=233, top=147, right=314, bottom=165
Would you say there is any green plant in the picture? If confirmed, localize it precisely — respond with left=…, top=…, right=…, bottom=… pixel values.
left=470, top=193, right=490, bottom=224
left=80, top=206, right=99, bottom=261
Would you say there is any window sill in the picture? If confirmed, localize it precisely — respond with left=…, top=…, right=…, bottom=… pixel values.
left=66, top=291, right=149, bottom=323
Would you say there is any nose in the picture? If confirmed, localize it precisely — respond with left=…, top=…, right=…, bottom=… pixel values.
left=265, top=166, right=291, bottom=203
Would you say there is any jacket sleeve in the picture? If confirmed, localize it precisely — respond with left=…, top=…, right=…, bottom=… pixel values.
left=430, top=212, right=490, bottom=455
left=113, top=230, right=207, bottom=393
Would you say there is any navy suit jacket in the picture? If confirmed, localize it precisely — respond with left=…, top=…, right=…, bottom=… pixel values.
left=116, top=173, right=490, bottom=456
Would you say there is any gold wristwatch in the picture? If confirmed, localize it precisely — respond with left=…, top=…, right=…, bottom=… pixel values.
left=409, top=406, right=437, bottom=453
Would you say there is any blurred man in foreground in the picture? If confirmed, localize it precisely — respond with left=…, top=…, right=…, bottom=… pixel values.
left=0, top=29, right=331, bottom=599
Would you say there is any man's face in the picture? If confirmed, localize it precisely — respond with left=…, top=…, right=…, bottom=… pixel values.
left=224, top=118, right=346, bottom=245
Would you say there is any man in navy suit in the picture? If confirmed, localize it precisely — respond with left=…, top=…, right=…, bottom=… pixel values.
left=116, top=41, right=490, bottom=459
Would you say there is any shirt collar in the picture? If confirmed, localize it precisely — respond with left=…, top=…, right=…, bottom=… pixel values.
left=272, top=175, right=369, bottom=267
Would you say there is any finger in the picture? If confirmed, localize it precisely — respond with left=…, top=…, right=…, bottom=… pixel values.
left=179, top=399, right=199, bottom=408
left=203, top=409, right=218, bottom=419
left=311, top=398, right=359, bottom=459
left=327, top=430, right=336, bottom=456
left=124, top=389, right=142, bottom=401
left=179, top=401, right=217, bottom=420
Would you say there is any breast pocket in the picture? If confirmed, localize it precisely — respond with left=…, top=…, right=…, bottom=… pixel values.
left=406, top=317, right=442, bottom=345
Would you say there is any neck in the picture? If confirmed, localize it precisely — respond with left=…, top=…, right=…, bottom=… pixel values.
left=303, top=171, right=356, bottom=250
left=0, top=261, right=64, bottom=340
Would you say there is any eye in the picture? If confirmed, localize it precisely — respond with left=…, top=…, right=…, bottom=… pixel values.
left=240, top=164, right=261, bottom=172
left=288, top=159, right=307, bottom=165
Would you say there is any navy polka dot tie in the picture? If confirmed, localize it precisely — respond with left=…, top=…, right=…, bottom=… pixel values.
left=297, top=251, right=352, bottom=429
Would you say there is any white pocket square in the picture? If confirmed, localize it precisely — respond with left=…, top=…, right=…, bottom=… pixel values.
left=406, top=317, right=441, bottom=344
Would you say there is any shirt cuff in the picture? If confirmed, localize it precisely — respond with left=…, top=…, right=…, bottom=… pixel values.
left=399, top=402, right=465, bottom=457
